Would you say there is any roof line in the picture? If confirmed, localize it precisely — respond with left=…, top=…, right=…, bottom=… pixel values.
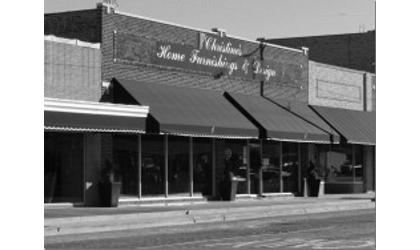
left=114, top=10, right=303, bottom=53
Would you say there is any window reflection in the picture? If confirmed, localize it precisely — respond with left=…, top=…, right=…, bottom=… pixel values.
left=316, top=144, right=364, bottom=183
left=193, top=138, right=212, bottom=196
left=168, top=136, right=190, bottom=195
left=217, top=139, right=248, bottom=195
left=44, top=132, right=84, bottom=203
left=282, top=142, right=299, bottom=193
left=141, top=135, right=164, bottom=196
left=114, top=135, right=138, bottom=196
left=262, top=141, right=280, bottom=193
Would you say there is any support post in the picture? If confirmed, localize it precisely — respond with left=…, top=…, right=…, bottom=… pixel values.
left=246, top=139, right=251, bottom=195
left=164, top=134, right=168, bottom=198
left=189, top=137, right=193, bottom=197
left=279, top=141, right=283, bottom=193
left=138, top=135, right=142, bottom=198
left=211, top=138, right=216, bottom=197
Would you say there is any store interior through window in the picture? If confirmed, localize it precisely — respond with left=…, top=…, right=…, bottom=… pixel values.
left=141, top=135, right=165, bottom=196
left=44, top=132, right=84, bottom=203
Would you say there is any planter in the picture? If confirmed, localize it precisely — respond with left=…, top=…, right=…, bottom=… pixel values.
left=99, top=181, right=122, bottom=207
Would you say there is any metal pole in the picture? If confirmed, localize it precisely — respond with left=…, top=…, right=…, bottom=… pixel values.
left=246, top=139, right=251, bottom=195
left=189, top=137, right=193, bottom=197
left=259, top=139, right=263, bottom=196
left=138, top=135, right=142, bottom=199
left=164, top=134, right=168, bottom=198
left=211, top=138, right=216, bottom=197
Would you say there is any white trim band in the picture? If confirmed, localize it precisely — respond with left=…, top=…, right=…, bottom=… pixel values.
left=44, top=35, right=101, bottom=49
left=44, top=98, right=149, bottom=118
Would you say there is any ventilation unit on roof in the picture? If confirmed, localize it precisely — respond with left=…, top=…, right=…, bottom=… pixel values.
left=211, top=28, right=227, bottom=37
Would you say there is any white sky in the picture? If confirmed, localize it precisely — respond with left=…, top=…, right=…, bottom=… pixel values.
left=44, top=0, right=375, bottom=40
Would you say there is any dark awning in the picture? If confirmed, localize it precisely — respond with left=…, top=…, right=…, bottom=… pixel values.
left=225, top=93, right=338, bottom=143
left=44, top=111, right=146, bottom=133
left=310, top=105, right=376, bottom=145
left=113, top=79, right=259, bottom=138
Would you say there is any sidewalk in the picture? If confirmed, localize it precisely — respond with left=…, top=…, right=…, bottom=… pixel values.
left=44, top=193, right=375, bottom=236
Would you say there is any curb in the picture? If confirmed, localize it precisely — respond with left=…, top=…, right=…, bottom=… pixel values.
left=45, top=200, right=375, bottom=236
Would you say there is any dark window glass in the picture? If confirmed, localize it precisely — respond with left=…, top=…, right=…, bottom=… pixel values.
left=325, top=145, right=354, bottom=183
left=249, top=140, right=261, bottom=194
left=282, top=142, right=299, bottom=193
left=141, top=135, right=165, bottom=196
left=44, top=132, right=84, bottom=203
left=168, top=136, right=190, bottom=195
left=262, top=141, right=280, bottom=193
left=354, top=145, right=364, bottom=181
left=216, top=139, right=248, bottom=195
left=114, top=135, right=138, bottom=196
left=193, top=138, right=212, bottom=196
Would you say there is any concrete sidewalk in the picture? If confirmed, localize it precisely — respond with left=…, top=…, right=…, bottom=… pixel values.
left=44, top=193, right=375, bottom=237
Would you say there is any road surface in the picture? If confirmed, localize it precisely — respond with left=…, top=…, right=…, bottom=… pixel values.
left=45, top=209, right=375, bottom=250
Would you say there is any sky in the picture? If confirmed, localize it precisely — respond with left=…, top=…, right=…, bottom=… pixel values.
left=44, top=0, right=375, bottom=40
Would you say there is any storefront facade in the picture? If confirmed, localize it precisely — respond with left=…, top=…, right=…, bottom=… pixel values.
left=44, top=2, right=375, bottom=206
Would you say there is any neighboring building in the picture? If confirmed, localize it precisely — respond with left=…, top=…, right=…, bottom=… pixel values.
left=308, top=61, right=376, bottom=112
left=44, top=2, right=375, bottom=206
left=267, top=30, right=376, bottom=73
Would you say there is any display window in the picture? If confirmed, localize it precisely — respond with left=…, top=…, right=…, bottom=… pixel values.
left=282, top=142, right=299, bottom=193
left=141, top=135, right=165, bottom=196
left=193, top=138, right=212, bottom=196
left=113, top=135, right=139, bottom=196
left=262, top=141, right=281, bottom=193
left=168, top=136, right=190, bottom=195
left=44, top=132, right=84, bottom=203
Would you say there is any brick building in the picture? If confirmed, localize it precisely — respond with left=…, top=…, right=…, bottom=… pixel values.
left=267, top=31, right=376, bottom=73
left=44, top=2, right=375, bottom=206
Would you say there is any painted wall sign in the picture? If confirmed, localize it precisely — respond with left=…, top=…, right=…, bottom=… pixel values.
left=114, top=31, right=304, bottom=84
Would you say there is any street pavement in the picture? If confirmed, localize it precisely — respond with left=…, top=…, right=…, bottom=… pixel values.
left=44, top=194, right=375, bottom=237
left=45, top=209, right=375, bottom=250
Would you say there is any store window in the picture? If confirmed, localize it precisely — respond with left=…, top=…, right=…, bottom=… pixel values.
left=282, top=142, right=299, bottom=193
left=354, top=145, right=364, bottom=182
left=248, top=140, right=261, bottom=194
left=217, top=139, right=248, bottom=194
left=44, top=132, right=84, bottom=203
left=262, top=141, right=281, bottom=193
left=168, top=136, right=190, bottom=195
left=193, top=138, right=212, bottom=196
left=141, top=135, right=165, bottom=196
left=323, top=144, right=356, bottom=183
left=114, top=135, right=138, bottom=196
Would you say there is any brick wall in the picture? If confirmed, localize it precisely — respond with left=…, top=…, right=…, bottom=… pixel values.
left=100, top=7, right=309, bottom=102
left=44, top=9, right=101, bottom=43
left=44, top=38, right=101, bottom=101
left=267, top=31, right=375, bottom=73
left=308, top=61, right=365, bottom=111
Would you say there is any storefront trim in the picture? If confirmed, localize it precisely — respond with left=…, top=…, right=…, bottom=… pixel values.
left=45, top=98, right=149, bottom=117
left=44, top=126, right=145, bottom=134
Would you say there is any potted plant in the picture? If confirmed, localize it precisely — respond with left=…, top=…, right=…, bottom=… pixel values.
left=99, top=159, right=122, bottom=207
